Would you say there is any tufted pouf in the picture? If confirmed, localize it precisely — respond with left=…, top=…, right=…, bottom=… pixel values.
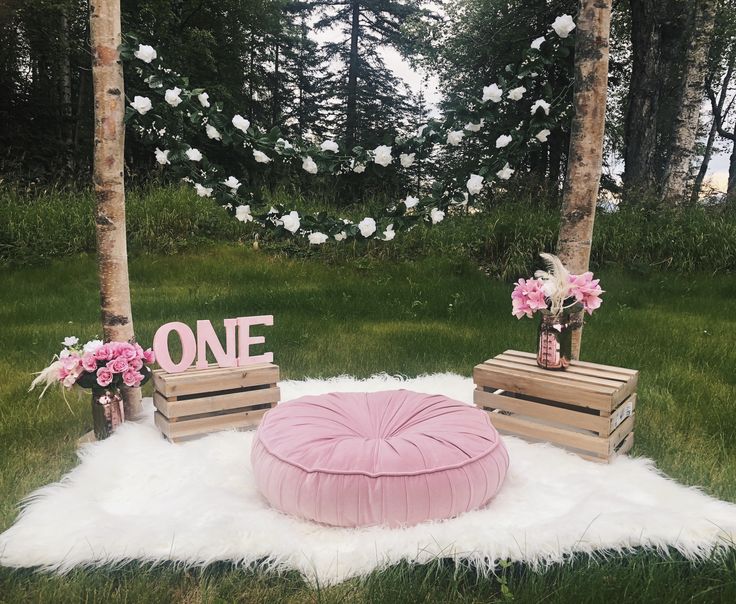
left=251, top=390, right=509, bottom=528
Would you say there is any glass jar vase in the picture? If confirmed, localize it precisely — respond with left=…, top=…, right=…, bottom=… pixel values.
left=536, top=311, right=582, bottom=370
left=91, top=387, right=125, bottom=440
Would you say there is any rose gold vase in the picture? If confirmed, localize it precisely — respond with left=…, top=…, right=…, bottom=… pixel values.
left=536, top=311, right=581, bottom=370
left=91, top=388, right=125, bottom=440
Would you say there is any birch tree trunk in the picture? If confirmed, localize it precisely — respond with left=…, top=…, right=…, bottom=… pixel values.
left=89, top=0, right=142, bottom=418
left=557, top=0, right=611, bottom=360
left=660, top=0, right=717, bottom=204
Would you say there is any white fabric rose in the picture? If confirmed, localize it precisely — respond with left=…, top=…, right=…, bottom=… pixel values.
left=358, top=217, right=377, bottom=237
left=232, top=114, right=250, bottom=133
left=281, top=211, right=301, bottom=233
left=508, top=86, right=526, bottom=101
left=531, top=99, right=551, bottom=115
left=466, top=174, right=484, bottom=195
left=352, top=159, right=366, bottom=173
left=403, top=195, right=419, bottom=209
left=185, top=148, right=203, bottom=161
left=223, top=176, right=241, bottom=192
left=446, top=130, right=465, bottom=146
left=194, top=183, right=212, bottom=197
left=495, top=134, right=512, bottom=148
left=83, top=339, right=104, bottom=354
left=334, top=231, right=347, bottom=241
left=536, top=129, right=551, bottom=143
left=372, top=145, right=393, bottom=167
left=430, top=208, right=445, bottom=224
left=134, top=44, right=157, bottom=63
left=63, top=336, right=79, bottom=347
left=302, top=156, right=318, bottom=174
left=164, top=87, right=183, bottom=107
left=253, top=149, right=271, bottom=163
left=129, top=96, right=152, bottom=115
left=551, top=15, right=576, bottom=38
left=531, top=36, right=545, bottom=50
left=206, top=124, right=221, bottom=140
left=198, top=92, right=210, bottom=107
left=464, top=120, right=484, bottom=132
left=482, top=83, right=503, bottom=103
left=235, top=205, right=253, bottom=223
left=383, top=224, right=396, bottom=241
left=154, top=148, right=170, bottom=165
left=276, top=138, right=293, bottom=152
left=308, top=232, right=329, bottom=245
left=320, top=140, right=339, bottom=153
left=497, top=163, right=515, bottom=180
left=400, top=153, right=415, bottom=167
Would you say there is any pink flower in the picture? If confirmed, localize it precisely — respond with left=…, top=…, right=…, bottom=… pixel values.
left=134, top=343, right=145, bottom=359
left=568, top=272, right=604, bottom=315
left=96, top=367, right=114, bottom=387
left=94, top=344, right=114, bottom=361
left=81, top=353, right=98, bottom=372
left=122, top=368, right=144, bottom=387
left=106, top=357, right=129, bottom=373
left=142, top=348, right=155, bottom=364
left=511, top=278, right=548, bottom=319
left=129, top=357, right=143, bottom=371
left=117, top=342, right=138, bottom=362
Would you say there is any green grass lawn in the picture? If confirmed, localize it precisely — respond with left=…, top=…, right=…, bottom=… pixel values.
left=1, top=244, right=736, bottom=602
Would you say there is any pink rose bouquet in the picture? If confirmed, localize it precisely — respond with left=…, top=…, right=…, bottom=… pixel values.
left=30, top=337, right=156, bottom=397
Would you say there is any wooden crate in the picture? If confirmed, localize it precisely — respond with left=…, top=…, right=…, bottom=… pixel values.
left=473, top=350, right=637, bottom=462
left=153, top=362, right=280, bottom=442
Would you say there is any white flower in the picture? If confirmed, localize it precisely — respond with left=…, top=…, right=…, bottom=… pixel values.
left=253, top=149, right=271, bottom=163
left=446, top=130, right=465, bottom=146
left=232, top=114, right=250, bottom=133
left=464, top=120, right=484, bottom=132
left=308, top=232, right=328, bottom=245
left=198, top=92, right=210, bottom=107
left=281, top=211, right=301, bottom=233
left=495, top=134, right=512, bottom=148
left=83, top=339, right=104, bottom=354
left=536, top=129, right=551, bottom=142
left=430, top=208, right=445, bottom=224
left=62, top=336, right=79, bottom=347
left=400, top=153, right=415, bottom=167
left=164, top=87, right=183, bottom=107
left=334, top=231, right=347, bottom=241
left=531, top=99, right=551, bottom=115
left=358, top=217, right=377, bottom=237
left=531, top=36, right=546, bottom=50
left=134, top=44, right=157, bottom=63
left=302, top=156, right=318, bottom=174
left=154, top=148, right=170, bottom=165
left=508, top=86, right=526, bottom=101
left=496, top=163, right=514, bottom=180
left=404, top=195, right=419, bottom=209
left=551, top=15, right=576, bottom=38
left=235, top=205, right=253, bottom=223
left=205, top=124, right=221, bottom=140
left=129, top=96, right=152, bottom=114
left=194, top=183, right=212, bottom=197
left=416, top=124, right=429, bottom=137
left=320, top=140, right=339, bottom=153
left=383, top=224, right=395, bottom=241
left=59, top=349, right=72, bottom=359
left=372, top=145, right=393, bottom=167
left=275, top=138, right=293, bottom=153
left=223, top=176, right=241, bottom=192
left=352, top=159, right=366, bottom=173
left=466, top=174, right=484, bottom=195
left=185, top=148, right=203, bottom=161
left=482, top=83, right=503, bottom=103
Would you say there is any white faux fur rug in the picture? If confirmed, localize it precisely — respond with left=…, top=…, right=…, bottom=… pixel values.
left=2, top=374, right=736, bottom=585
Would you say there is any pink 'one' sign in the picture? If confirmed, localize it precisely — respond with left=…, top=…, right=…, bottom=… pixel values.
left=153, top=315, right=273, bottom=373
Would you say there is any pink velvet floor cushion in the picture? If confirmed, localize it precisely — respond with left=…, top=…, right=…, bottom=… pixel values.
left=251, top=390, right=510, bottom=528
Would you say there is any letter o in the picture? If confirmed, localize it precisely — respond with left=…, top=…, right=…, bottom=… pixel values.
left=153, top=322, right=197, bottom=373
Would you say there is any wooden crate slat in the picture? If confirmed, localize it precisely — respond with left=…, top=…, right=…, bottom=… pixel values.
left=488, top=411, right=610, bottom=456
left=474, top=388, right=610, bottom=434
left=155, top=408, right=268, bottom=441
left=615, top=432, right=635, bottom=457
left=609, top=394, right=636, bottom=433
left=482, top=357, right=626, bottom=389
left=502, top=350, right=638, bottom=378
left=474, top=364, right=615, bottom=410
left=154, top=386, right=280, bottom=418
left=608, top=415, right=635, bottom=455
left=153, top=363, right=279, bottom=397
left=496, top=352, right=635, bottom=384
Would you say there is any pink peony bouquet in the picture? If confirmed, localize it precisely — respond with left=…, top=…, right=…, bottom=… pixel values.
left=30, top=336, right=155, bottom=397
left=512, top=253, right=604, bottom=319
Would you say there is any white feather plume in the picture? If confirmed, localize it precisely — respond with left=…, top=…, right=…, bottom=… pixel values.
left=534, top=252, right=572, bottom=315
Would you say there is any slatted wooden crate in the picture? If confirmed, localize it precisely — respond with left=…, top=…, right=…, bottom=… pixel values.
left=473, top=350, right=637, bottom=463
left=153, top=363, right=280, bottom=442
